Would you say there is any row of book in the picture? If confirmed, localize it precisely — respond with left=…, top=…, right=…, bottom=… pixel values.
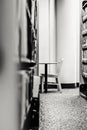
left=26, top=0, right=38, bottom=62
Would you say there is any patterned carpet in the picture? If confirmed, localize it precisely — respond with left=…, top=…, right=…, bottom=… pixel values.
left=39, top=88, right=87, bottom=130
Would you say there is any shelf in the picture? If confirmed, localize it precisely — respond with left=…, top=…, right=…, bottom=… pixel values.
left=83, top=1, right=87, bottom=10
left=18, top=58, right=36, bottom=70
left=26, top=2, right=31, bottom=19
left=83, top=14, right=87, bottom=22
left=82, top=58, right=87, bottom=64
left=80, top=1, right=87, bottom=99
left=83, top=72, right=87, bottom=78
left=27, top=104, right=31, bottom=114
left=82, top=29, right=87, bottom=36
left=82, top=44, right=87, bottom=49
left=80, top=84, right=87, bottom=98
left=80, top=92, right=87, bottom=99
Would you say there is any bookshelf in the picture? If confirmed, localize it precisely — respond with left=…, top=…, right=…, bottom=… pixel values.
left=83, top=13, right=87, bottom=22
left=80, top=0, right=87, bottom=98
left=82, top=43, right=87, bottom=49
left=26, top=0, right=39, bottom=73
left=82, top=29, right=87, bottom=36
left=17, top=0, right=39, bottom=129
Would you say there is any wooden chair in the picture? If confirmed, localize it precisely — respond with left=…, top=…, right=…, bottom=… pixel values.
left=40, top=59, right=64, bottom=93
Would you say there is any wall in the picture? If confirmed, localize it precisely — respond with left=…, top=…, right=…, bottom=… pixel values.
left=49, top=0, right=56, bottom=74
left=56, top=0, right=80, bottom=83
left=39, top=0, right=49, bottom=63
left=76, top=0, right=81, bottom=83
left=39, top=0, right=49, bottom=74
left=39, top=0, right=81, bottom=83
left=39, top=0, right=56, bottom=74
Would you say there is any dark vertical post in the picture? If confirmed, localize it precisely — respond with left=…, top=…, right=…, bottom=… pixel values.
left=44, top=64, right=48, bottom=93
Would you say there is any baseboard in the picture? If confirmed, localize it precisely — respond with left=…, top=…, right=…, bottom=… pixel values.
left=61, top=82, right=79, bottom=89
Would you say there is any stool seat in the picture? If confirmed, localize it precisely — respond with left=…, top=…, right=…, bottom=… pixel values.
left=40, top=74, right=62, bottom=93
left=41, top=74, right=58, bottom=78
left=39, top=59, right=64, bottom=93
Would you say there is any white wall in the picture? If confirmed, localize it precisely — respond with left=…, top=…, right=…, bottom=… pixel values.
left=39, top=0, right=49, bottom=63
left=49, top=0, right=56, bottom=73
left=56, top=0, right=80, bottom=83
left=39, top=0, right=56, bottom=74
left=76, top=0, right=81, bottom=83
left=39, top=0, right=49, bottom=74
left=39, top=0, right=80, bottom=83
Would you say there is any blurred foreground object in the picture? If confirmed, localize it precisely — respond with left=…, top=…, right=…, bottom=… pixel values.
left=0, top=0, right=21, bottom=130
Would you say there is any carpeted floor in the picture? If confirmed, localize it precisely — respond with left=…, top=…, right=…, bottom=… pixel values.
left=39, top=88, right=87, bottom=130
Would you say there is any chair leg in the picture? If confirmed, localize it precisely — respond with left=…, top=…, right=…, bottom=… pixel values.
left=56, top=77, right=62, bottom=92
left=58, top=76, right=62, bottom=92
left=40, top=76, right=44, bottom=93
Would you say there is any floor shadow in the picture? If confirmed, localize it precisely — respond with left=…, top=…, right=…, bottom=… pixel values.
left=23, top=98, right=39, bottom=130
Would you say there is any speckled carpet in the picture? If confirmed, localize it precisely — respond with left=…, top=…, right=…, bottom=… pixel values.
left=39, top=88, right=87, bottom=130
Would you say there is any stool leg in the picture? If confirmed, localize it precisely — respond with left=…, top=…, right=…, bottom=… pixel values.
left=40, top=76, right=44, bottom=93
left=56, top=77, right=62, bottom=93
left=44, top=64, right=48, bottom=93
left=40, top=76, right=42, bottom=93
